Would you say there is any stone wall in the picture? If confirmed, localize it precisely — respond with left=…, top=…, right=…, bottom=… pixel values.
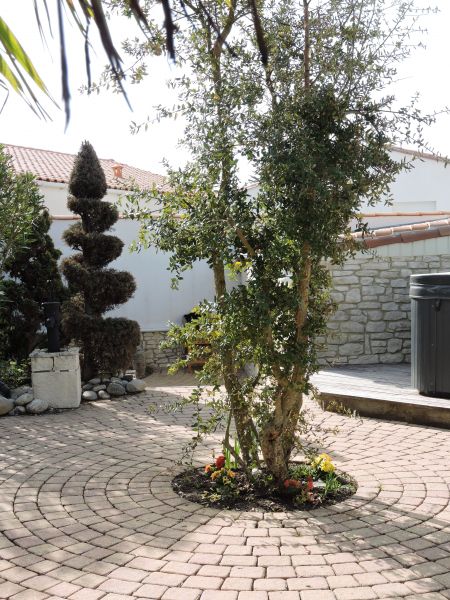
left=317, top=253, right=450, bottom=366
left=141, top=253, right=450, bottom=370
left=141, top=331, right=181, bottom=372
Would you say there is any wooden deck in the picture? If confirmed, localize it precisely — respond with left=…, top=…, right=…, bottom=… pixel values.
left=312, top=364, right=450, bottom=428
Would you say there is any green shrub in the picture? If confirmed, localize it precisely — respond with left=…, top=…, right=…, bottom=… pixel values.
left=1, top=209, right=67, bottom=360
left=61, top=142, right=140, bottom=379
left=0, top=359, right=30, bottom=388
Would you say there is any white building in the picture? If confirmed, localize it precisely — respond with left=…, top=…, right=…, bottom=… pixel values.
left=248, top=147, right=450, bottom=229
left=6, top=143, right=450, bottom=368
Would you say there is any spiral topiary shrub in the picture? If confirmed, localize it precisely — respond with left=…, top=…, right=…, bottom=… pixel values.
left=61, top=141, right=140, bottom=380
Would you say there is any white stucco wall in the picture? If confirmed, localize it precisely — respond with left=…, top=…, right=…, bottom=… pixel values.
left=40, top=148, right=450, bottom=333
left=50, top=219, right=216, bottom=331
left=358, top=150, right=450, bottom=217
left=42, top=182, right=217, bottom=331
left=38, top=181, right=158, bottom=215
left=248, top=149, right=450, bottom=226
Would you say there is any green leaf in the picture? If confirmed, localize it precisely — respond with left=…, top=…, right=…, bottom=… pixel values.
left=0, top=55, right=22, bottom=93
left=0, top=16, right=50, bottom=96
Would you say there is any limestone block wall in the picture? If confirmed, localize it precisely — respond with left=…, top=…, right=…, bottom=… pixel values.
left=142, top=331, right=181, bottom=371
left=317, top=253, right=450, bottom=366
left=140, top=250, right=450, bottom=370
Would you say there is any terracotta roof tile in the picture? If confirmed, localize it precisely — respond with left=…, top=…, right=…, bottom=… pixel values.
left=353, top=218, right=450, bottom=248
left=3, top=143, right=166, bottom=192
left=360, top=211, right=450, bottom=217
left=390, top=145, right=450, bottom=164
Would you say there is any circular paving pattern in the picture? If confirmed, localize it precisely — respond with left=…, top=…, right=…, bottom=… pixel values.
left=1, top=375, right=450, bottom=600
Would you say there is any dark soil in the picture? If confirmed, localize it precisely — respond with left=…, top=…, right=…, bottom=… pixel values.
left=172, top=463, right=357, bottom=511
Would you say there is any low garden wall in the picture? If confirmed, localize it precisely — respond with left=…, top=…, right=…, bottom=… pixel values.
left=141, top=331, right=181, bottom=371
left=317, top=253, right=450, bottom=365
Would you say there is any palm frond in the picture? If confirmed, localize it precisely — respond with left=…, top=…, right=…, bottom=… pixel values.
left=0, top=15, right=55, bottom=119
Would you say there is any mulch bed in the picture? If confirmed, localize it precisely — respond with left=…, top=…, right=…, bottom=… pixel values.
left=172, top=463, right=357, bottom=511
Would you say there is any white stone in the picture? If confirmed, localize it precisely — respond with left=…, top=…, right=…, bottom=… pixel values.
left=387, top=339, right=403, bottom=353
left=107, top=383, right=126, bottom=396
left=367, top=311, right=383, bottom=321
left=333, top=275, right=359, bottom=284
left=15, top=392, right=34, bottom=407
left=0, top=396, right=14, bottom=416
left=126, top=379, right=146, bottom=394
left=92, top=384, right=106, bottom=392
left=30, top=348, right=81, bottom=409
left=385, top=311, right=405, bottom=321
left=380, top=353, right=404, bottom=364
left=82, top=391, right=98, bottom=401
left=340, top=322, right=364, bottom=333
left=345, top=289, right=361, bottom=303
left=362, top=285, right=385, bottom=296
left=391, top=279, right=407, bottom=288
left=30, top=355, right=54, bottom=371
left=339, top=343, right=363, bottom=355
left=388, top=321, right=409, bottom=331
left=349, top=355, right=379, bottom=365
left=54, top=354, right=79, bottom=370
left=26, top=398, right=49, bottom=414
left=11, top=385, right=32, bottom=400
left=366, top=321, right=386, bottom=333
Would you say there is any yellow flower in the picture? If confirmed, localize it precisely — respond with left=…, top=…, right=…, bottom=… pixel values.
left=319, top=453, right=332, bottom=462
left=227, top=470, right=236, bottom=478
left=312, top=453, right=335, bottom=472
left=320, top=460, right=335, bottom=473
left=211, top=470, right=221, bottom=481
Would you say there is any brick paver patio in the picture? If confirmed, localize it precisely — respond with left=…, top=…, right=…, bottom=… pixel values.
left=1, top=373, right=450, bottom=600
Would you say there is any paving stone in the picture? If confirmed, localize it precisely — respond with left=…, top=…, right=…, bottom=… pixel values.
left=334, top=588, right=377, bottom=600
left=0, top=375, right=450, bottom=600
left=183, top=576, right=223, bottom=590
left=162, top=588, right=201, bottom=599
left=221, top=578, right=253, bottom=591
left=134, top=583, right=168, bottom=598
left=9, top=591, right=49, bottom=600
left=201, top=592, right=237, bottom=599
left=69, top=590, right=105, bottom=600
left=300, top=592, right=336, bottom=600
left=254, top=579, right=287, bottom=591
left=98, top=578, right=141, bottom=594
left=0, top=581, right=25, bottom=598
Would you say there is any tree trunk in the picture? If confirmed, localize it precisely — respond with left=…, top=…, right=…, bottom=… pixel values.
left=223, top=368, right=257, bottom=465
left=260, top=387, right=303, bottom=483
left=213, top=260, right=256, bottom=466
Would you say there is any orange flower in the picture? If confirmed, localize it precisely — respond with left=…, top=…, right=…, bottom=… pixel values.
left=227, top=470, right=236, bottom=478
left=284, top=478, right=301, bottom=489
left=204, top=464, right=213, bottom=474
left=215, top=455, right=226, bottom=469
left=211, top=470, right=221, bottom=481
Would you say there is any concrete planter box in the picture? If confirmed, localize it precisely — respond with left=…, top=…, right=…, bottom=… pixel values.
left=30, top=347, right=81, bottom=409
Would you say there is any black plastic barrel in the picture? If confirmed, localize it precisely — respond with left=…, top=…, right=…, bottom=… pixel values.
left=410, top=273, right=450, bottom=397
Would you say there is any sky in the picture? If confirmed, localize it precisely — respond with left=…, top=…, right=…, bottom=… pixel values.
left=1, top=0, right=450, bottom=182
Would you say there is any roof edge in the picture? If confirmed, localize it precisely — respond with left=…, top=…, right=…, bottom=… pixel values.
left=390, top=145, right=450, bottom=164
left=354, top=218, right=450, bottom=248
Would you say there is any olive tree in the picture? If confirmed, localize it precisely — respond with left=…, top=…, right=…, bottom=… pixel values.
left=0, top=146, right=43, bottom=275
left=124, top=0, right=436, bottom=483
